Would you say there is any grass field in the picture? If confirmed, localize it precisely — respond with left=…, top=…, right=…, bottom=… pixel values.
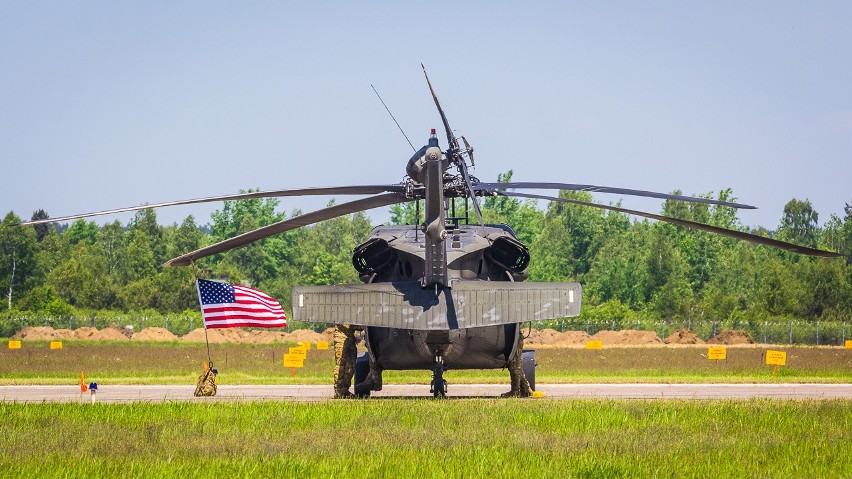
left=1, top=340, right=850, bottom=385
left=1, top=400, right=850, bottom=478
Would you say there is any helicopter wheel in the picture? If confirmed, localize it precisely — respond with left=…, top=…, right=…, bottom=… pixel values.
left=430, top=352, right=447, bottom=398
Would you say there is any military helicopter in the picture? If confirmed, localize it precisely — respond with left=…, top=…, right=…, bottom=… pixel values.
left=20, top=67, right=841, bottom=398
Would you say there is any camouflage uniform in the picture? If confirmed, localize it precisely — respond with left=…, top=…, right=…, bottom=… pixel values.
left=333, top=324, right=358, bottom=398
left=502, top=335, right=531, bottom=398
left=194, top=369, right=217, bottom=397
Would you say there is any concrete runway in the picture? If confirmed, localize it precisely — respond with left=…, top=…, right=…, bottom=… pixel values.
left=2, top=383, right=852, bottom=403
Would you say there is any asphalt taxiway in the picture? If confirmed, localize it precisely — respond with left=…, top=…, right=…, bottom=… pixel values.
left=2, top=383, right=851, bottom=403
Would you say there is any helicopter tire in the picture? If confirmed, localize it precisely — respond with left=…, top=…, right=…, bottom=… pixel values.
left=431, top=361, right=446, bottom=398
left=522, top=349, right=536, bottom=391
left=354, top=352, right=371, bottom=398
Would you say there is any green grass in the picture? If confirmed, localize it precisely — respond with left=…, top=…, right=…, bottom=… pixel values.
left=1, top=400, right=850, bottom=478
left=1, top=340, right=850, bottom=385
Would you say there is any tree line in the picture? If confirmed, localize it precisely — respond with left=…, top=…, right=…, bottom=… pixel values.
left=1, top=175, right=850, bottom=328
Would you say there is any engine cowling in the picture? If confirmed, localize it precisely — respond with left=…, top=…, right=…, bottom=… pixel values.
left=352, top=237, right=397, bottom=276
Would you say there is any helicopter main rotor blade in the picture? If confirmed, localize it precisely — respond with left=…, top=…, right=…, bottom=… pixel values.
left=421, top=64, right=484, bottom=226
left=17, top=185, right=406, bottom=226
left=476, top=182, right=756, bottom=210
left=164, top=192, right=409, bottom=267
left=500, top=191, right=842, bottom=258
left=458, top=160, right=484, bottom=225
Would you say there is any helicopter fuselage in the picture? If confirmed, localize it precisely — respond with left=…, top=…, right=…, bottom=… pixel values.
left=355, top=223, right=530, bottom=370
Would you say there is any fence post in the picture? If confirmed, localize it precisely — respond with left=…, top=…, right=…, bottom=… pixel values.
left=712, top=321, right=717, bottom=339
left=789, top=320, right=793, bottom=345
left=585, top=319, right=589, bottom=334
left=843, top=321, right=846, bottom=343
left=816, top=321, right=820, bottom=346
left=764, top=321, right=767, bottom=344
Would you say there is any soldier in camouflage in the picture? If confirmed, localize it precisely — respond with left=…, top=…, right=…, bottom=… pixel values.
left=501, top=335, right=532, bottom=398
left=333, top=324, right=358, bottom=398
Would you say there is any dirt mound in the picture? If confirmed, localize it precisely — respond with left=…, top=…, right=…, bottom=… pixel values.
left=182, top=328, right=229, bottom=343
left=13, top=326, right=57, bottom=340
left=109, top=323, right=134, bottom=338
left=250, top=330, right=289, bottom=343
left=708, top=329, right=753, bottom=345
left=131, top=327, right=178, bottom=342
left=287, top=329, right=326, bottom=344
left=665, top=328, right=705, bottom=345
left=51, top=329, right=77, bottom=339
left=321, top=327, right=336, bottom=340
left=90, top=328, right=130, bottom=340
left=527, top=328, right=561, bottom=345
left=74, top=327, right=98, bottom=339
left=217, top=328, right=252, bottom=343
left=590, top=330, right=663, bottom=345
left=526, top=329, right=590, bottom=347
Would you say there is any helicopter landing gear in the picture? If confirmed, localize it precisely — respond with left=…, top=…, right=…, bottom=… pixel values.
left=430, top=350, right=447, bottom=398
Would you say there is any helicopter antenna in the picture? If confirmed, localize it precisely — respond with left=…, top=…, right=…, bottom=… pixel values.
left=371, top=84, right=416, bottom=152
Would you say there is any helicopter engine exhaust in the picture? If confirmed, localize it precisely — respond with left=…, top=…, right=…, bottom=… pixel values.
left=352, top=238, right=397, bottom=276
left=486, top=236, right=531, bottom=274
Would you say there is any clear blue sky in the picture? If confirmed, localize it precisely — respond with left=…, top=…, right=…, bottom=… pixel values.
left=2, top=2, right=850, bottom=230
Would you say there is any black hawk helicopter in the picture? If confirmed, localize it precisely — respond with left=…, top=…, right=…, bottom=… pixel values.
left=20, top=67, right=841, bottom=397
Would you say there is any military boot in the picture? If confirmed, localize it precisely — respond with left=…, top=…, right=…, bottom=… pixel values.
left=334, top=388, right=354, bottom=399
left=501, top=367, right=521, bottom=398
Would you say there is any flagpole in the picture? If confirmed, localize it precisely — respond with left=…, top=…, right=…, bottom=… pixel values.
left=192, top=262, right=213, bottom=369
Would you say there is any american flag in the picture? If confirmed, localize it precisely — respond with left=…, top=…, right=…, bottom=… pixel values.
left=196, top=279, right=287, bottom=329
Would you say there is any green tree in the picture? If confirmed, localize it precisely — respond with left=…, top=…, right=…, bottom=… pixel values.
left=100, top=220, right=125, bottom=276
left=210, top=191, right=284, bottom=242
left=389, top=201, right=420, bottom=225
left=64, top=220, right=100, bottom=246
left=30, top=209, right=52, bottom=242
left=48, top=243, right=115, bottom=309
left=642, top=227, right=694, bottom=320
left=585, top=223, right=649, bottom=307
left=0, top=212, right=38, bottom=310
left=777, top=198, right=819, bottom=248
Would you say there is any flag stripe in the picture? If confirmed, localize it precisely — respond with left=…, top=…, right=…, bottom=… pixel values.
left=204, top=317, right=287, bottom=324
left=206, top=322, right=287, bottom=329
left=234, top=288, right=281, bottom=306
left=234, top=292, right=280, bottom=308
left=201, top=312, right=285, bottom=320
left=203, top=304, right=284, bottom=314
left=196, top=279, right=287, bottom=330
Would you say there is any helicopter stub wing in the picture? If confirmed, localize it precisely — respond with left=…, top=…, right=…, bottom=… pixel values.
left=291, top=281, right=582, bottom=330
